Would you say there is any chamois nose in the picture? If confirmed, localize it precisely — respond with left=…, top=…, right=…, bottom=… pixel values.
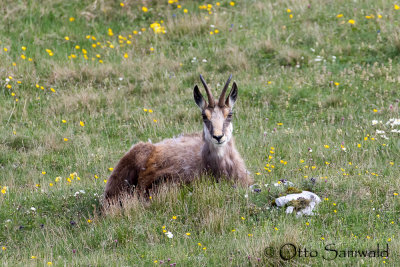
left=213, top=135, right=224, bottom=142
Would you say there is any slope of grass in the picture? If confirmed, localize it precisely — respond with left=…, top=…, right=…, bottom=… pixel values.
left=0, top=0, right=399, bottom=265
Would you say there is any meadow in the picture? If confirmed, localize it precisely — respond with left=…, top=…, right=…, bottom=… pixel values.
left=0, top=0, right=399, bottom=265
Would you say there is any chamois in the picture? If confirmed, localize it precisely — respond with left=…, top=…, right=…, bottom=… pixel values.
left=104, top=75, right=253, bottom=201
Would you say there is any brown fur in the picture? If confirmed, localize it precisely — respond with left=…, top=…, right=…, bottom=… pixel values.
left=104, top=76, right=253, bottom=203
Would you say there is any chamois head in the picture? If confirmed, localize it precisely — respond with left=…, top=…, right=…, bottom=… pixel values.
left=193, top=74, right=238, bottom=146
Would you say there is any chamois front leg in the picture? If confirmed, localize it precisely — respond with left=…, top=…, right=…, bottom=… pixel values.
left=232, top=156, right=254, bottom=186
left=239, top=171, right=254, bottom=186
left=104, top=142, right=154, bottom=202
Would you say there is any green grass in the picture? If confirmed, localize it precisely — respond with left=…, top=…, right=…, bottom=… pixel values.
left=0, top=0, right=399, bottom=265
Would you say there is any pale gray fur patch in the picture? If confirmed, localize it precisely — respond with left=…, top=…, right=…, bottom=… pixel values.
left=224, top=123, right=233, bottom=143
left=203, top=124, right=213, bottom=143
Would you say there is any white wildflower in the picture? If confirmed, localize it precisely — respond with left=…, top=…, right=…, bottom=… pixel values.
left=386, top=118, right=400, bottom=127
left=380, top=134, right=389, bottom=139
left=314, top=56, right=323, bottom=62
left=165, top=231, right=173, bottom=238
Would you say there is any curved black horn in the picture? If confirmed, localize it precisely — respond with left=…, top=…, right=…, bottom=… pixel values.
left=218, top=74, right=232, bottom=107
left=200, top=74, right=215, bottom=107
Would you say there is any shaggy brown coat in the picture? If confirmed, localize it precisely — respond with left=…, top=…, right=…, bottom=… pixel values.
left=104, top=75, right=253, bottom=201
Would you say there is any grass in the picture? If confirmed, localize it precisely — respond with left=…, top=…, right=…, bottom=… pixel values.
left=0, top=0, right=399, bottom=265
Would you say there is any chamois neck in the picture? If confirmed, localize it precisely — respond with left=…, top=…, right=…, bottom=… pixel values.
left=202, top=136, right=234, bottom=158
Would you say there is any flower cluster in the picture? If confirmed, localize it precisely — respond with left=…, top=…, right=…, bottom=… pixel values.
left=150, top=21, right=166, bottom=34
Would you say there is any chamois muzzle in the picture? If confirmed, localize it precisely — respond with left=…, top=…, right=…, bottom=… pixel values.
left=213, top=134, right=224, bottom=143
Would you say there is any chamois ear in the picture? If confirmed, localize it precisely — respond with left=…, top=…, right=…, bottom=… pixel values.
left=194, top=85, right=207, bottom=110
left=225, top=82, right=238, bottom=108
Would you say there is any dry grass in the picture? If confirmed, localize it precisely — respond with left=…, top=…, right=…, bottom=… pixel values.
left=0, top=0, right=399, bottom=265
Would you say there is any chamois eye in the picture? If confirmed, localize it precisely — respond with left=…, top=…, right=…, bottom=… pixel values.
left=202, top=114, right=208, bottom=120
left=227, top=112, right=233, bottom=119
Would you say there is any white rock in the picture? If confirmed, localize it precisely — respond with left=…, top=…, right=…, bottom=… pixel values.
left=297, top=201, right=318, bottom=217
left=286, top=206, right=294, bottom=214
left=275, top=191, right=321, bottom=217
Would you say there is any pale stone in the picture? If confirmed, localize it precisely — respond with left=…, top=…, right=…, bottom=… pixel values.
left=275, top=191, right=321, bottom=217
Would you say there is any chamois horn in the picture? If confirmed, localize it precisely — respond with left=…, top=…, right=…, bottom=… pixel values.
left=218, top=74, right=232, bottom=107
left=200, top=74, right=215, bottom=107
